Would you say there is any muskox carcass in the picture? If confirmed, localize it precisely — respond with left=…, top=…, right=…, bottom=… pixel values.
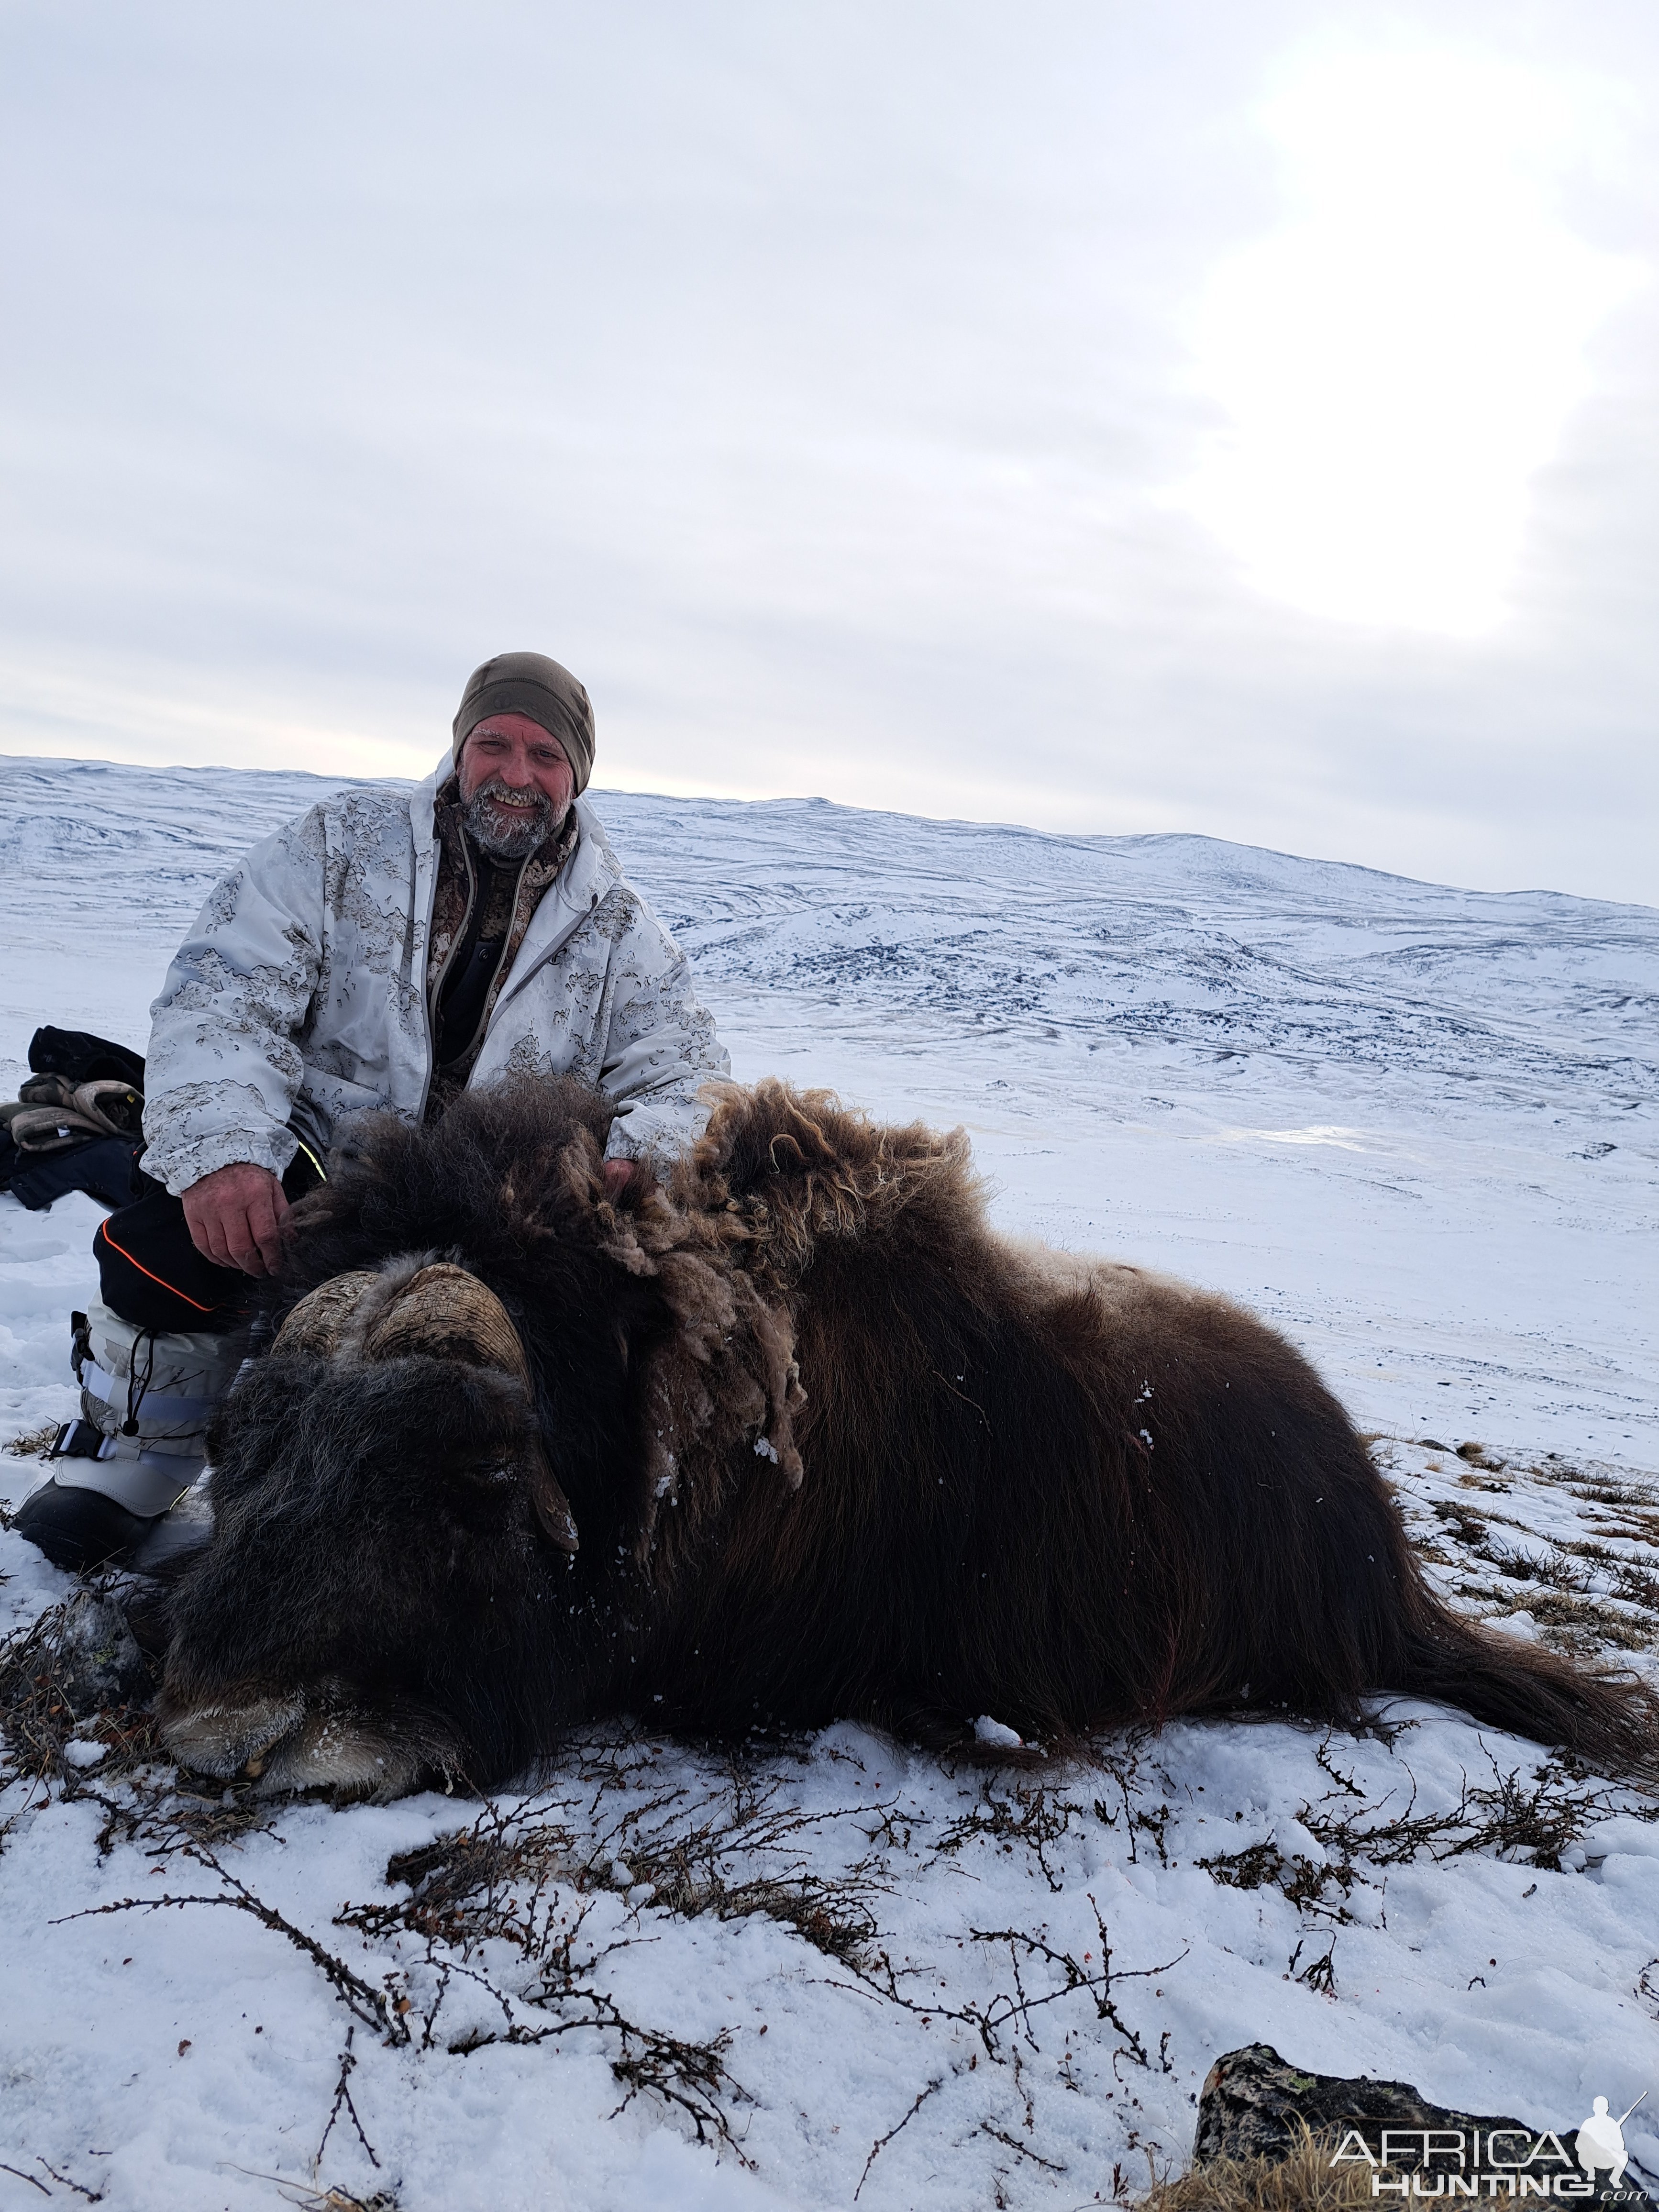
left=156, top=1077, right=1657, bottom=1799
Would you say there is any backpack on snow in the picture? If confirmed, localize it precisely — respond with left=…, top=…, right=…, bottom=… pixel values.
left=0, top=1026, right=155, bottom=1212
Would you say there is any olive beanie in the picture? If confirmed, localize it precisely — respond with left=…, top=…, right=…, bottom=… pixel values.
left=452, top=651, right=596, bottom=795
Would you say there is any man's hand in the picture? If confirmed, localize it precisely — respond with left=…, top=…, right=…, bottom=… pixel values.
left=181, top=1162, right=291, bottom=1276
left=603, top=1158, right=633, bottom=1199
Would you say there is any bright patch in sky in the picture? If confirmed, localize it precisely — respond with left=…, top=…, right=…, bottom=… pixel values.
left=1183, top=47, right=1646, bottom=636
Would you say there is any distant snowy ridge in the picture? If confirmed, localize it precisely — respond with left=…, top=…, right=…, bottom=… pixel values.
left=4, top=754, right=1655, bottom=1116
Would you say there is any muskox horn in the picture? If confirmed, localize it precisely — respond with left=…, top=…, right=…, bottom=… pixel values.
left=360, top=1262, right=581, bottom=1553
left=521, top=1441, right=581, bottom=1553
left=272, top=1270, right=381, bottom=1356
left=359, top=1262, right=530, bottom=1375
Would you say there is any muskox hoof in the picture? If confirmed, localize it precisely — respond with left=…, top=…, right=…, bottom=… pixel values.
left=158, top=1689, right=308, bottom=1782
left=248, top=1704, right=444, bottom=1804
left=160, top=1683, right=461, bottom=1805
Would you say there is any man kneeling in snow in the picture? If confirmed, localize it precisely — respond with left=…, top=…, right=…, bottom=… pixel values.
left=18, top=651, right=730, bottom=1570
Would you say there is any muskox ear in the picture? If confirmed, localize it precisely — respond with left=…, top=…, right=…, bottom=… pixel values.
left=523, top=1439, right=580, bottom=1552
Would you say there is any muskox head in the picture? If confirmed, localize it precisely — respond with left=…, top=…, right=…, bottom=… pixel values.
left=158, top=1250, right=583, bottom=1802
left=155, top=1077, right=813, bottom=1802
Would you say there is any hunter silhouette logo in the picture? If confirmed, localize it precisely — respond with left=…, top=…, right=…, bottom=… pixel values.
left=1575, top=2097, right=1646, bottom=2192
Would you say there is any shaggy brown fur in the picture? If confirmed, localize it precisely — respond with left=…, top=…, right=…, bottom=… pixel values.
left=156, top=1076, right=1659, bottom=1799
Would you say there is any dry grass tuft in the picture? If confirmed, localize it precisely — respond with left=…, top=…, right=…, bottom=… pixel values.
left=3, top=1420, right=59, bottom=1460
left=1133, top=2129, right=1377, bottom=2212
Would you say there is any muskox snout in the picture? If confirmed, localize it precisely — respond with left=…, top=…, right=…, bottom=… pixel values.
left=155, top=1253, right=582, bottom=1806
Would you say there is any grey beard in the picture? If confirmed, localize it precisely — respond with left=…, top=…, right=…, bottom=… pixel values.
left=463, top=777, right=563, bottom=862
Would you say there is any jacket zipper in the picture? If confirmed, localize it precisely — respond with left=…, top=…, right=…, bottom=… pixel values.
left=488, top=879, right=607, bottom=1016
left=415, top=800, right=614, bottom=1116
left=416, top=828, right=472, bottom=1123
left=425, top=831, right=549, bottom=1093
left=451, top=846, right=534, bottom=1071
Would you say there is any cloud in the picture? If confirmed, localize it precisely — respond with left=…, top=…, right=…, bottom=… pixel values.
left=1, top=0, right=1656, bottom=903
left=1179, top=41, right=1649, bottom=634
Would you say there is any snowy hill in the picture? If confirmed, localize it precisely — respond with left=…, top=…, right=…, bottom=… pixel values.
left=5, top=753, right=1653, bottom=1460
left=1, top=756, right=1656, bottom=2211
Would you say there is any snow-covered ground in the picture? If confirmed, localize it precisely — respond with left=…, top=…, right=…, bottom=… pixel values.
left=1, top=754, right=1656, bottom=2211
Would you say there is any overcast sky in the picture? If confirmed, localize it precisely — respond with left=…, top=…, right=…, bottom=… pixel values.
left=3, top=1, right=1658, bottom=901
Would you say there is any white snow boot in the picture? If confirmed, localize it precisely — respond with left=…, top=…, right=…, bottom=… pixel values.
left=16, top=1306, right=244, bottom=1571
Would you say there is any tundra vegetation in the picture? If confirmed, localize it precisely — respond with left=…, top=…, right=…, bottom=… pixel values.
left=2, top=1441, right=1657, bottom=2206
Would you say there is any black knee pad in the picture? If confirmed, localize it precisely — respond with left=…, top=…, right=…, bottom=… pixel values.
left=95, top=1194, right=248, bottom=1334
left=93, top=1144, right=325, bottom=1333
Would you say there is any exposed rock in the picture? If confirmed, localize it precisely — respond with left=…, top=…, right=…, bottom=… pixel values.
left=55, top=1592, right=147, bottom=1714
left=1195, top=2045, right=1652, bottom=2204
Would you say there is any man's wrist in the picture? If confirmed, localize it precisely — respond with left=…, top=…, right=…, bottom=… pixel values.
left=156, top=1128, right=297, bottom=1198
left=185, top=1160, right=281, bottom=1194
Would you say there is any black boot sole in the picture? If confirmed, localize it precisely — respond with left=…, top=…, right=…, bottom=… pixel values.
left=14, top=1479, right=156, bottom=1573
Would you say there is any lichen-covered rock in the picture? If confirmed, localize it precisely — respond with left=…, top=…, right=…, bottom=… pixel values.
left=1194, top=2045, right=1531, bottom=2165
left=56, top=1592, right=147, bottom=1714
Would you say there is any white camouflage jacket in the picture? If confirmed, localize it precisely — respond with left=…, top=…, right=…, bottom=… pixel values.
left=142, top=760, right=730, bottom=1194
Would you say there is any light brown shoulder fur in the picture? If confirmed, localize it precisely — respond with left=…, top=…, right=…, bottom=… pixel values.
left=676, top=1078, right=986, bottom=1287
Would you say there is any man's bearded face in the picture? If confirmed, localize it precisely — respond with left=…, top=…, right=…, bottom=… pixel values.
left=458, top=715, right=575, bottom=860
left=463, top=774, right=559, bottom=861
